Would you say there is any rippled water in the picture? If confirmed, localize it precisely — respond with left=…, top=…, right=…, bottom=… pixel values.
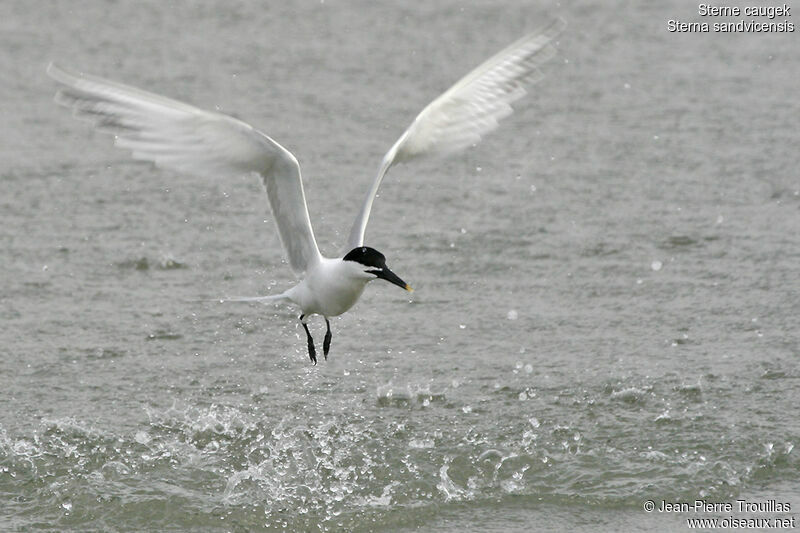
left=2, top=0, right=799, bottom=531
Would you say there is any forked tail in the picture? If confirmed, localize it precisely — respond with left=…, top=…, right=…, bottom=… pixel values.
left=217, top=292, right=292, bottom=305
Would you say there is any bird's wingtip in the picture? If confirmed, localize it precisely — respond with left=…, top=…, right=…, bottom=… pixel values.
left=46, top=61, right=62, bottom=78
left=46, top=62, right=81, bottom=85
left=543, top=16, right=568, bottom=37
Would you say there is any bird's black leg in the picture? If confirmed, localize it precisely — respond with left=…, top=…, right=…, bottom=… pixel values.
left=300, top=314, right=317, bottom=365
left=323, top=318, right=332, bottom=360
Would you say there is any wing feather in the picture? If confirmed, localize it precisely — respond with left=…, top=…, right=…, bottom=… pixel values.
left=47, top=63, right=321, bottom=276
left=346, top=18, right=565, bottom=249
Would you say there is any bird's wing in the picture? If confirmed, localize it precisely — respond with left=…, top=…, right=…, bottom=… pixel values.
left=47, top=63, right=321, bottom=277
left=345, top=18, right=566, bottom=250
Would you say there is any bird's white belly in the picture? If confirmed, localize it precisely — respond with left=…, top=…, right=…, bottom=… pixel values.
left=287, top=260, right=369, bottom=317
left=312, top=278, right=366, bottom=316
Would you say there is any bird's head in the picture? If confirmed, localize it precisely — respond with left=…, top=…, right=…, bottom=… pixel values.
left=343, top=246, right=413, bottom=292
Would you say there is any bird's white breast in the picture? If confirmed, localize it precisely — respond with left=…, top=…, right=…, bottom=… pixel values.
left=287, top=258, right=369, bottom=317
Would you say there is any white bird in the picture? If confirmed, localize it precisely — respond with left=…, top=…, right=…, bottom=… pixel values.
left=47, top=18, right=565, bottom=364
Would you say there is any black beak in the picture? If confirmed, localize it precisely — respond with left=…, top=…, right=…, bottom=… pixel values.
left=373, top=266, right=413, bottom=292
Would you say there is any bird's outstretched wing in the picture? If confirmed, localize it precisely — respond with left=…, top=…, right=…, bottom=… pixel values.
left=47, top=63, right=321, bottom=277
left=345, top=18, right=566, bottom=250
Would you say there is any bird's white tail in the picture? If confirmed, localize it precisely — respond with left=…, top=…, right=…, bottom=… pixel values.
left=217, top=292, right=292, bottom=305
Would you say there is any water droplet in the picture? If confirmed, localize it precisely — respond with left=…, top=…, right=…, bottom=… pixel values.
left=507, top=310, right=518, bottom=320
left=530, top=184, right=537, bottom=192
left=524, top=364, right=533, bottom=374
left=409, top=438, right=435, bottom=449
left=624, top=82, right=631, bottom=89
left=716, top=214, right=724, bottom=224
left=462, top=405, right=473, bottom=413
left=651, top=260, right=663, bottom=271
left=459, top=324, right=466, bottom=329
left=518, top=392, right=528, bottom=401
left=476, top=166, right=482, bottom=172
left=529, top=417, right=540, bottom=428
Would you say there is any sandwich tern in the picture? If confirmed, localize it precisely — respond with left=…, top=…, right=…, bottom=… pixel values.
left=47, top=18, right=565, bottom=364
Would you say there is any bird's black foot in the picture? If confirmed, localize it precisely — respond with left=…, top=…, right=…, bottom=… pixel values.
left=300, top=315, right=317, bottom=365
left=323, top=318, right=332, bottom=360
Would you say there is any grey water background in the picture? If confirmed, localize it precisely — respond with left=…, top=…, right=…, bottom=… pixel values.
left=2, top=0, right=799, bottom=531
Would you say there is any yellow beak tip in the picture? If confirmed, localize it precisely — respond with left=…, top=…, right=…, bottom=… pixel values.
left=405, top=284, right=414, bottom=292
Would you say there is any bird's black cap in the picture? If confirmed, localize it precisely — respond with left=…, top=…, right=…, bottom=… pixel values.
left=343, top=247, right=412, bottom=291
left=343, top=246, right=386, bottom=268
